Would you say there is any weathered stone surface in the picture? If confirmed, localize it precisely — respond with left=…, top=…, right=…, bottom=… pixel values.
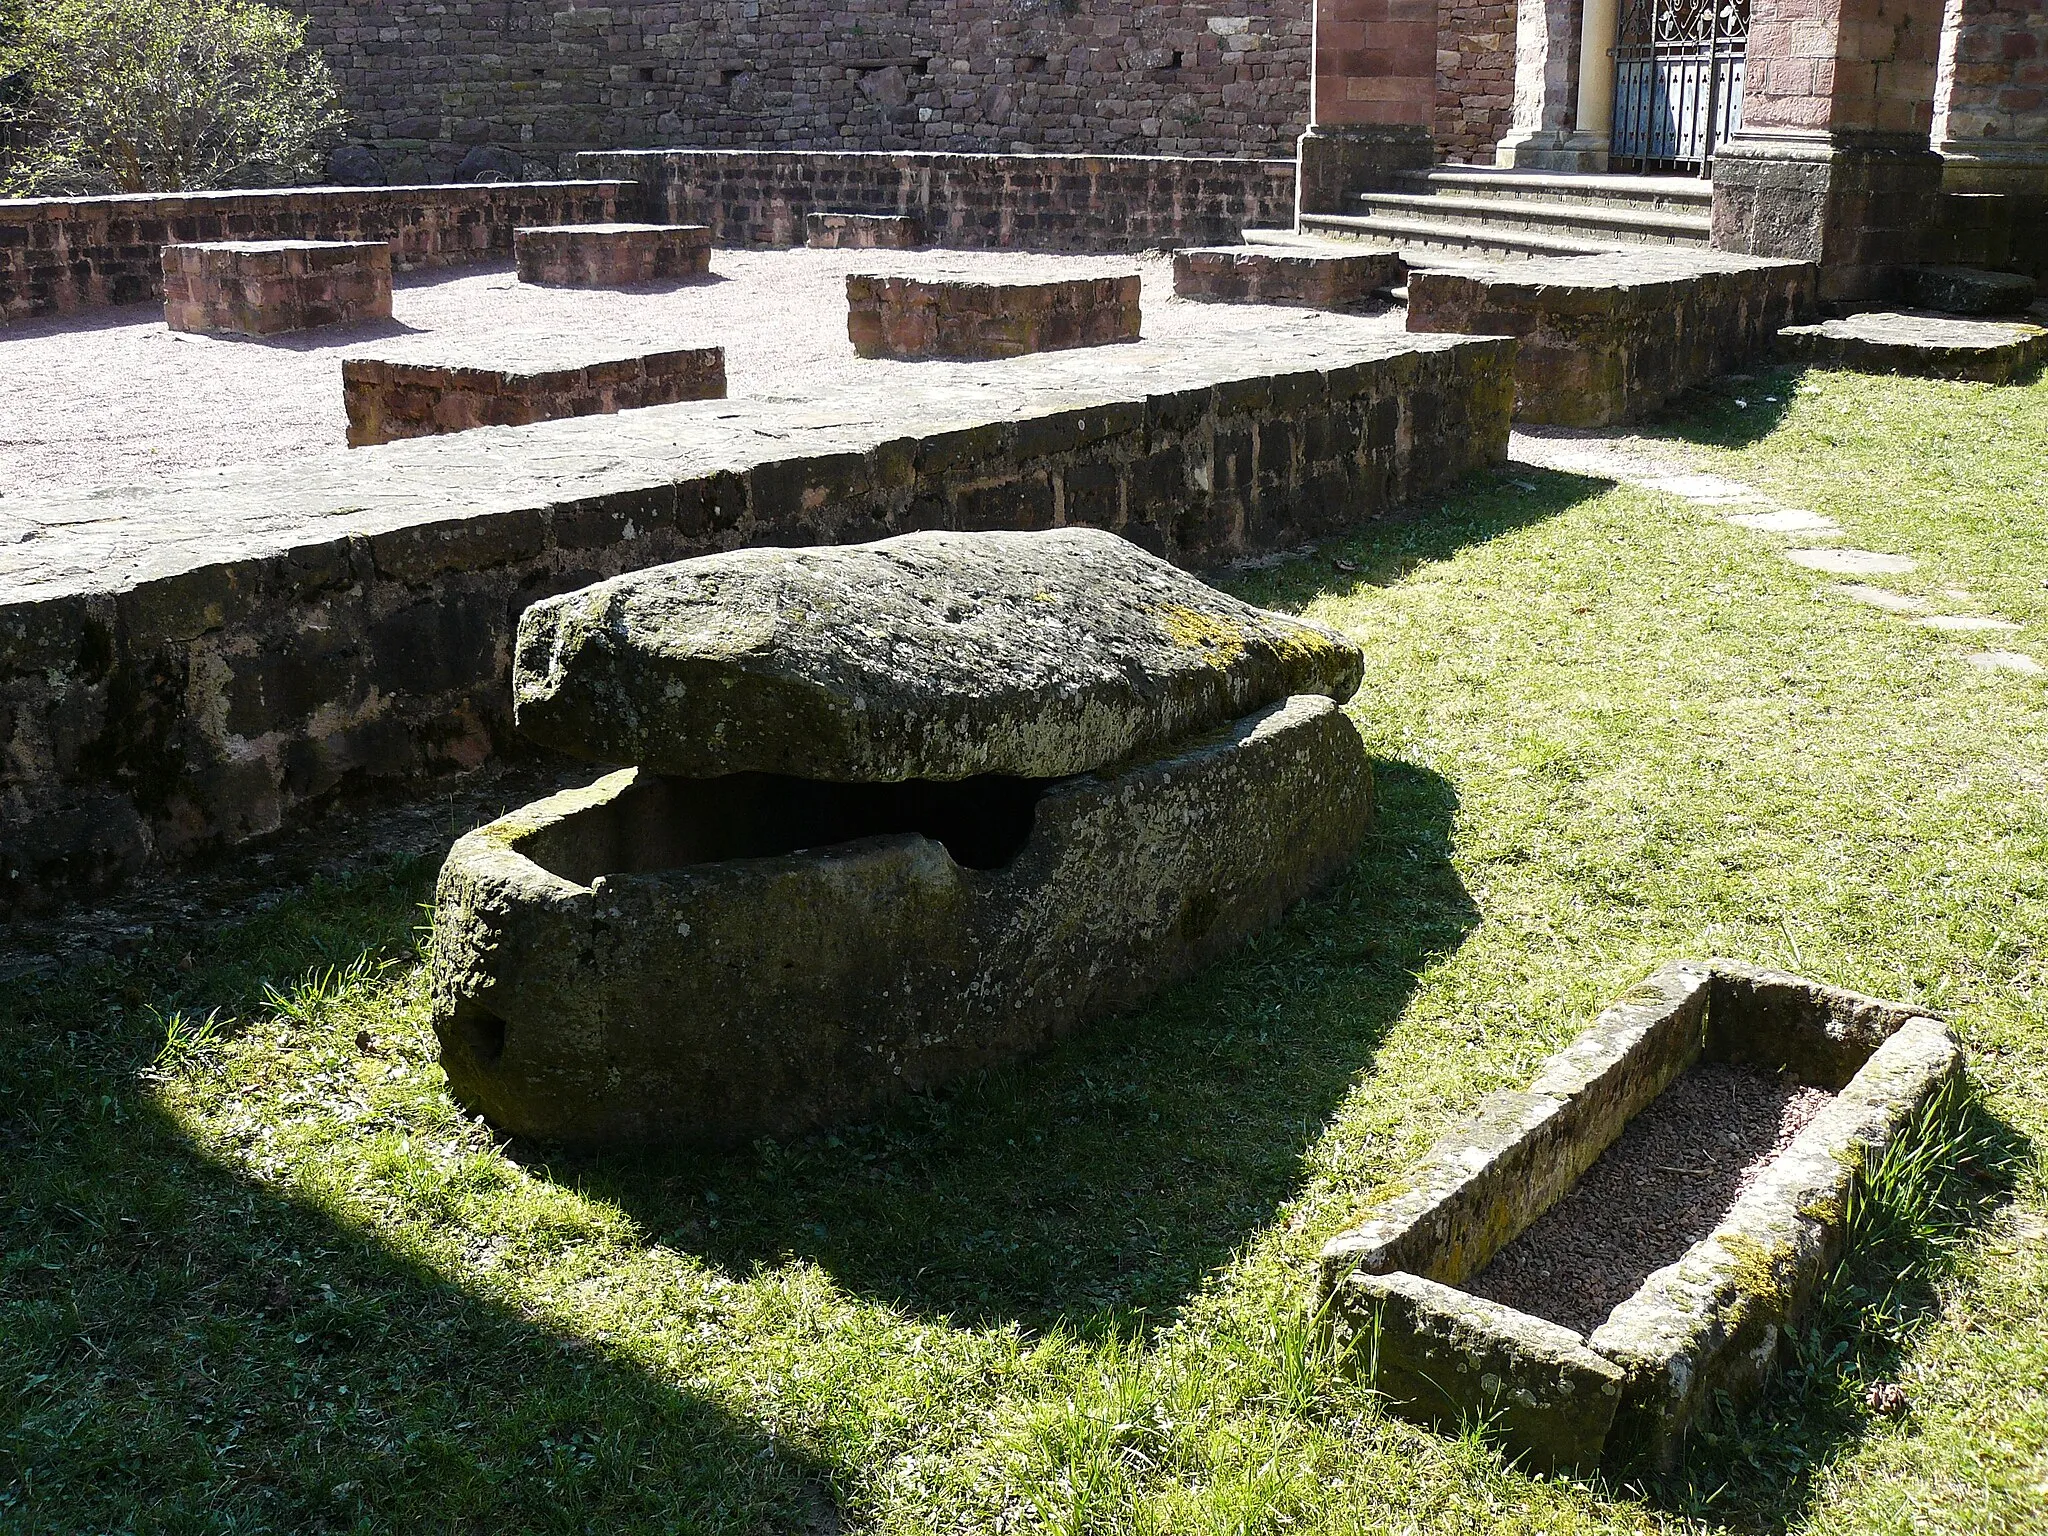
left=846, top=272, right=1141, bottom=359
left=1172, top=246, right=1404, bottom=310
left=1407, top=248, right=1820, bottom=426
left=1, top=324, right=1512, bottom=914
left=1902, top=264, right=2038, bottom=315
left=1319, top=960, right=1710, bottom=1292
left=1316, top=959, right=1966, bottom=1474
left=1593, top=1015, right=1963, bottom=1470
left=514, top=222, right=712, bottom=286
left=343, top=345, right=727, bottom=446
left=1778, top=310, right=2048, bottom=382
left=430, top=692, right=1374, bottom=1144
left=514, top=527, right=1363, bottom=780
left=806, top=211, right=923, bottom=248
left=161, top=240, right=393, bottom=337
left=1329, top=1270, right=1625, bottom=1473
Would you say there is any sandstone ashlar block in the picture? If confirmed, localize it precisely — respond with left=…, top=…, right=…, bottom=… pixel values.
left=805, top=211, right=923, bottom=248
left=514, top=222, right=712, bottom=286
left=1778, top=311, right=2048, bottom=383
left=1172, top=245, right=1404, bottom=309
left=433, top=528, right=1373, bottom=1145
left=846, top=271, right=1141, bottom=359
left=161, top=239, right=393, bottom=337
left=1407, top=248, right=1821, bottom=426
left=1316, top=960, right=1964, bottom=1474
left=1900, top=265, right=2038, bottom=317
left=341, top=345, right=727, bottom=446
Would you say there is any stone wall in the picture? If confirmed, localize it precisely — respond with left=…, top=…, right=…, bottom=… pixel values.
left=286, top=1, right=1514, bottom=183
left=0, top=182, right=627, bottom=325
left=582, top=148, right=1301, bottom=250
left=1437, top=0, right=1518, bottom=163
left=0, top=334, right=1514, bottom=913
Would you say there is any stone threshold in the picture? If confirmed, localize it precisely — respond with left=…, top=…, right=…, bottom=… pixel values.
left=1317, top=959, right=1964, bottom=1473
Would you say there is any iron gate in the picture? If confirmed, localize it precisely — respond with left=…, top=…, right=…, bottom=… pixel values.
left=1611, top=0, right=1748, bottom=172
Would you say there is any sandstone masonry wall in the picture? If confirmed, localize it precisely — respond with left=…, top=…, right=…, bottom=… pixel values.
left=284, top=1, right=1512, bottom=181
left=0, top=181, right=627, bottom=324
left=582, top=148, right=1300, bottom=250
left=0, top=335, right=1514, bottom=912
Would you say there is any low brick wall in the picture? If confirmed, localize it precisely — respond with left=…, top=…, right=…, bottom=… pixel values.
left=847, top=273, right=1142, bottom=359
left=0, top=181, right=631, bottom=325
left=0, top=332, right=1513, bottom=911
left=163, top=240, right=394, bottom=336
left=342, top=346, right=729, bottom=446
left=1407, top=250, right=1820, bottom=427
left=580, top=149, right=1300, bottom=252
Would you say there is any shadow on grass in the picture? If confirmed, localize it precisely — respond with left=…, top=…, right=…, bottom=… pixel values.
left=1637, top=366, right=1806, bottom=452
left=1637, top=1085, right=2032, bottom=1533
left=0, top=864, right=839, bottom=1533
left=548, top=757, right=1477, bottom=1337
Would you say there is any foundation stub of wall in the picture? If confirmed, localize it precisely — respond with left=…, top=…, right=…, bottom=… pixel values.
left=845, top=272, right=1142, bottom=359
left=514, top=223, right=712, bottom=287
left=161, top=239, right=394, bottom=337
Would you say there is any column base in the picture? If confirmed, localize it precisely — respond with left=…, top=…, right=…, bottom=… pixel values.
left=1494, top=129, right=1611, bottom=175
left=1296, top=124, right=1436, bottom=217
left=1937, top=142, right=2048, bottom=280
left=1710, top=130, right=1944, bottom=302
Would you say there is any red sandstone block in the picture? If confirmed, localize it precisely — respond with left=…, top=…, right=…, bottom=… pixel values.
left=846, top=271, right=1141, bottom=360
left=1173, top=245, right=1404, bottom=309
left=805, top=211, right=924, bottom=248
left=160, top=239, right=392, bottom=336
left=514, top=223, right=711, bottom=287
left=341, top=343, right=727, bottom=447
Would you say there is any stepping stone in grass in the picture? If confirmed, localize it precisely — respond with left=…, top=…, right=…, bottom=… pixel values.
left=1640, top=473, right=1764, bottom=504
left=1729, top=509, right=1840, bottom=535
left=1837, top=584, right=1927, bottom=612
left=1787, top=548, right=1916, bottom=576
left=1967, top=651, right=2043, bottom=675
left=1918, top=614, right=2022, bottom=633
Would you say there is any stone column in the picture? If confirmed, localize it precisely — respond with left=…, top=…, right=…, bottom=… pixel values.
left=1297, top=0, right=1443, bottom=215
left=1572, top=0, right=1621, bottom=153
left=1933, top=0, right=2048, bottom=276
left=1494, top=0, right=1593, bottom=169
left=1711, top=0, right=1951, bottom=300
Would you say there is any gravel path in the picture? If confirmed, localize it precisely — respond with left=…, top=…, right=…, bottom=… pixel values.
left=1467, top=1063, right=1832, bottom=1337
left=0, top=247, right=1403, bottom=494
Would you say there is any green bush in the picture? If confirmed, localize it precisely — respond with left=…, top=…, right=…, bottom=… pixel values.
left=0, top=0, right=343, bottom=195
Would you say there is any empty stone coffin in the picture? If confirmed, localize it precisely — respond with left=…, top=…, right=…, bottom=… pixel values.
left=1317, top=961, right=1963, bottom=1473
left=431, top=528, right=1373, bottom=1144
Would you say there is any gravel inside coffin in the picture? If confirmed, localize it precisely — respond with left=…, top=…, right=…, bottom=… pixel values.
left=1466, top=1063, right=1833, bottom=1336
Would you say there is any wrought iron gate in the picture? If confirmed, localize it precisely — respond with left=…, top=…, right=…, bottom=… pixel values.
left=1611, top=0, right=1748, bottom=172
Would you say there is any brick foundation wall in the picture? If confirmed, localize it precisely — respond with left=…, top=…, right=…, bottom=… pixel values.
left=581, top=149, right=1300, bottom=251
left=0, top=181, right=628, bottom=325
left=0, top=334, right=1513, bottom=912
left=1437, top=0, right=1518, bottom=163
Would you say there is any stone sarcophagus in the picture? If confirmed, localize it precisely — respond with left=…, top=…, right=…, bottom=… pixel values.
left=430, top=528, right=1373, bottom=1145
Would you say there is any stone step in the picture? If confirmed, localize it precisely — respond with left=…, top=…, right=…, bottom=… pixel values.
left=1396, top=166, right=1714, bottom=215
left=1357, top=190, right=1712, bottom=246
left=1298, top=211, right=1627, bottom=262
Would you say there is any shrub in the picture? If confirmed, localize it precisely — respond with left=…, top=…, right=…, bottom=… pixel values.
left=0, top=0, right=344, bottom=195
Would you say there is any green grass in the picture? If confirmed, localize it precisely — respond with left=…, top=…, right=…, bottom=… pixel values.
left=5, top=365, right=2048, bottom=1533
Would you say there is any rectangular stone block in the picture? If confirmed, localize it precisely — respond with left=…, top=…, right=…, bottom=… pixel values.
left=514, top=223, right=712, bottom=287
left=161, top=239, right=392, bottom=337
left=805, top=211, right=923, bottom=249
left=341, top=345, right=727, bottom=446
left=845, top=271, right=1141, bottom=360
left=1407, top=248, right=1820, bottom=426
left=1173, top=245, right=1405, bottom=309
left=1778, top=310, right=2048, bottom=382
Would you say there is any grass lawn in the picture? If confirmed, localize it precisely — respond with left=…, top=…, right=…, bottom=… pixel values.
left=4, top=365, right=2047, bottom=1534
